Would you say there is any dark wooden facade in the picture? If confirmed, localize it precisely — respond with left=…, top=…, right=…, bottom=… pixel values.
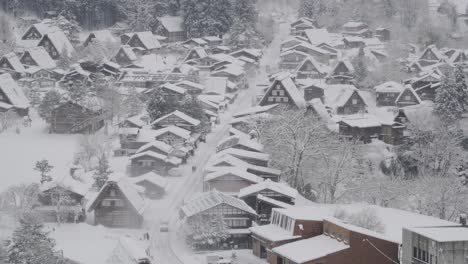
left=50, top=101, right=105, bottom=134
left=88, top=181, right=143, bottom=228
left=130, top=152, right=179, bottom=176
left=337, top=90, right=366, bottom=115
left=38, top=35, right=60, bottom=59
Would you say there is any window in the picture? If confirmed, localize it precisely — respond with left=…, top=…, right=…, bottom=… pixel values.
left=268, top=97, right=274, bottom=102
left=110, top=190, right=116, bottom=197
left=101, top=200, right=111, bottom=207
left=282, top=97, right=289, bottom=102
left=413, top=247, right=417, bottom=258
left=115, top=199, right=124, bottom=207
left=404, top=95, right=411, bottom=101
left=352, top=98, right=358, bottom=105
left=278, top=90, right=285, bottom=96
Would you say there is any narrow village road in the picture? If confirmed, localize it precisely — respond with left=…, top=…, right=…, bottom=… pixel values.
left=148, top=15, right=293, bottom=264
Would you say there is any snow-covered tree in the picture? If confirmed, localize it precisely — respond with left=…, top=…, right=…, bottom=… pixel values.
left=184, top=213, right=230, bottom=249
left=227, top=0, right=262, bottom=48
left=38, top=90, right=62, bottom=123
left=434, top=66, right=468, bottom=123
left=298, top=0, right=325, bottom=19
left=45, top=15, right=81, bottom=45
left=46, top=185, right=74, bottom=224
left=352, top=47, right=368, bottom=84
left=0, top=10, right=14, bottom=44
left=0, top=183, right=40, bottom=211
left=74, top=134, right=113, bottom=171
left=181, top=0, right=233, bottom=37
left=93, top=154, right=113, bottom=190
left=0, top=109, right=19, bottom=133
left=123, top=87, right=144, bottom=117
left=334, top=207, right=385, bottom=233
left=7, top=213, right=58, bottom=264
left=34, top=160, right=53, bottom=184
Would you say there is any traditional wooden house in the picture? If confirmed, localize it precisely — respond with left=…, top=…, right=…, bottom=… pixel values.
left=214, top=148, right=270, bottom=167
left=130, top=148, right=181, bottom=176
left=174, top=80, right=204, bottom=95
left=203, top=167, right=264, bottom=194
left=0, top=53, right=26, bottom=77
left=50, top=98, right=105, bottom=134
left=279, top=50, right=309, bottom=70
left=376, top=108, right=408, bottom=145
left=158, top=82, right=186, bottom=100
left=83, top=30, right=118, bottom=46
left=323, top=84, right=366, bottom=115
left=290, top=18, right=317, bottom=36
left=284, top=43, right=331, bottom=64
left=113, top=46, right=138, bottom=66
left=375, top=27, right=390, bottom=41
left=338, top=114, right=382, bottom=143
left=126, top=32, right=161, bottom=52
left=395, top=86, right=422, bottom=108
left=408, top=70, right=443, bottom=101
left=216, top=135, right=264, bottom=153
left=153, top=126, right=193, bottom=148
left=129, top=172, right=168, bottom=199
left=295, top=57, right=329, bottom=79
left=19, top=67, right=56, bottom=88
left=416, top=45, right=445, bottom=67
left=230, top=49, right=263, bottom=63
left=447, top=49, right=467, bottom=65
left=211, top=66, right=247, bottom=89
left=0, top=73, right=29, bottom=115
left=151, top=110, right=201, bottom=131
left=238, top=180, right=297, bottom=224
left=38, top=31, right=75, bottom=60
left=342, top=21, right=372, bottom=38
left=21, top=22, right=60, bottom=40
left=280, top=36, right=308, bottom=51
left=118, top=127, right=176, bottom=156
left=327, top=60, right=355, bottom=84
left=375, top=81, right=405, bottom=107
left=259, top=73, right=306, bottom=109
left=183, top=38, right=208, bottom=48
left=157, top=16, right=186, bottom=42
left=181, top=191, right=257, bottom=249
left=211, top=45, right=232, bottom=54
left=343, top=36, right=366, bottom=49
left=109, top=21, right=130, bottom=36
left=183, top=47, right=208, bottom=62
left=87, top=177, right=146, bottom=228
left=20, top=47, right=56, bottom=69
left=202, top=36, right=223, bottom=47
left=206, top=153, right=281, bottom=181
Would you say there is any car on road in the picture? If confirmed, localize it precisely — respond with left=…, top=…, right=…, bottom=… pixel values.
left=160, top=221, right=169, bottom=232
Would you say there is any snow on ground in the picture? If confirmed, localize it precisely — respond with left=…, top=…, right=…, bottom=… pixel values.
left=48, top=223, right=147, bottom=264
left=0, top=115, right=80, bottom=192
left=193, top=249, right=268, bottom=264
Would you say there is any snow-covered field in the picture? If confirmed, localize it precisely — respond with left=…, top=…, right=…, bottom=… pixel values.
left=193, top=249, right=268, bottom=264
left=0, top=116, right=80, bottom=192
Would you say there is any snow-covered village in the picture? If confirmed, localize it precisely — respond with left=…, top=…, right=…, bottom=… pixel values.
left=2, top=0, right=468, bottom=263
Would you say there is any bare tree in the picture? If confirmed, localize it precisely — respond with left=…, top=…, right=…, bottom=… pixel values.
left=47, top=185, right=74, bottom=225
left=0, top=183, right=40, bottom=212
left=256, top=108, right=328, bottom=189
left=73, top=134, right=113, bottom=171
left=34, top=160, right=53, bottom=184
left=334, top=207, right=385, bottom=233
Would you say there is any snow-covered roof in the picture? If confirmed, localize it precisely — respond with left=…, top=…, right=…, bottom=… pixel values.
left=323, top=84, right=360, bottom=109
left=131, top=32, right=161, bottom=50
left=158, top=16, right=184, bottom=32
left=296, top=56, right=330, bottom=74
left=117, top=46, right=137, bottom=61
left=204, top=76, right=229, bottom=95
left=231, top=48, right=263, bottom=58
left=22, top=47, right=56, bottom=69
left=343, top=21, right=367, bottom=28
left=42, top=31, right=75, bottom=56
left=88, top=177, right=146, bottom=214
left=1, top=52, right=26, bottom=73
left=285, top=42, right=331, bottom=56
left=303, top=28, right=335, bottom=46
left=130, top=150, right=181, bottom=166
left=40, top=175, right=90, bottom=197
left=203, top=36, right=222, bottom=42
left=407, top=226, right=468, bottom=242
left=249, top=224, right=302, bottom=242
left=212, top=65, right=244, bottom=77
left=232, top=104, right=279, bottom=118
left=109, top=236, right=150, bottom=264
left=181, top=190, right=256, bottom=217
left=152, top=125, right=192, bottom=140
left=23, top=22, right=60, bottom=38
left=238, top=179, right=298, bottom=199
left=185, top=38, right=207, bottom=45
left=175, top=80, right=204, bottom=91
left=216, top=135, right=264, bottom=153
left=204, top=167, right=264, bottom=183
left=0, top=73, right=29, bottom=109
left=273, top=234, right=349, bottom=263
left=215, top=148, right=270, bottom=163
left=395, top=86, right=422, bottom=104
left=338, top=114, right=382, bottom=128
left=375, top=81, right=405, bottom=93
left=160, top=82, right=186, bottom=95
left=122, top=115, right=146, bottom=128
left=129, top=171, right=168, bottom=189
left=135, top=140, right=174, bottom=155
left=257, top=194, right=293, bottom=209
left=261, top=73, right=306, bottom=109
left=151, top=110, right=201, bottom=127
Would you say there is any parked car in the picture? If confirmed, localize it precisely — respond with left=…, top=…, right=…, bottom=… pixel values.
left=160, top=221, right=169, bottom=232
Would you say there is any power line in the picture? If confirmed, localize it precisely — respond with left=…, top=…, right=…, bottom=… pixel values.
left=363, top=238, right=400, bottom=264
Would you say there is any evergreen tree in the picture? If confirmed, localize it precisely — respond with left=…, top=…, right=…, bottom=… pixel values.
left=124, top=87, right=144, bottom=117
left=27, top=86, right=42, bottom=107
left=34, top=159, right=53, bottom=184
left=0, top=10, right=14, bottom=44
left=93, top=154, right=113, bottom=190
left=38, top=90, right=62, bottom=123
left=182, top=0, right=233, bottom=37
left=298, top=0, right=324, bottom=19
left=146, top=93, right=179, bottom=120
left=7, top=213, right=58, bottom=264
left=352, top=47, right=368, bottom=84
left=227, top=0, right=262, bottom=49
left=434, top=66, right=468, bottom=123
left=205, top=0, right=233, bottom=36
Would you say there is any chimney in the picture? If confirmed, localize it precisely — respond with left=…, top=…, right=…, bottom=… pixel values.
left=460, top=214, right=467, bottom=226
